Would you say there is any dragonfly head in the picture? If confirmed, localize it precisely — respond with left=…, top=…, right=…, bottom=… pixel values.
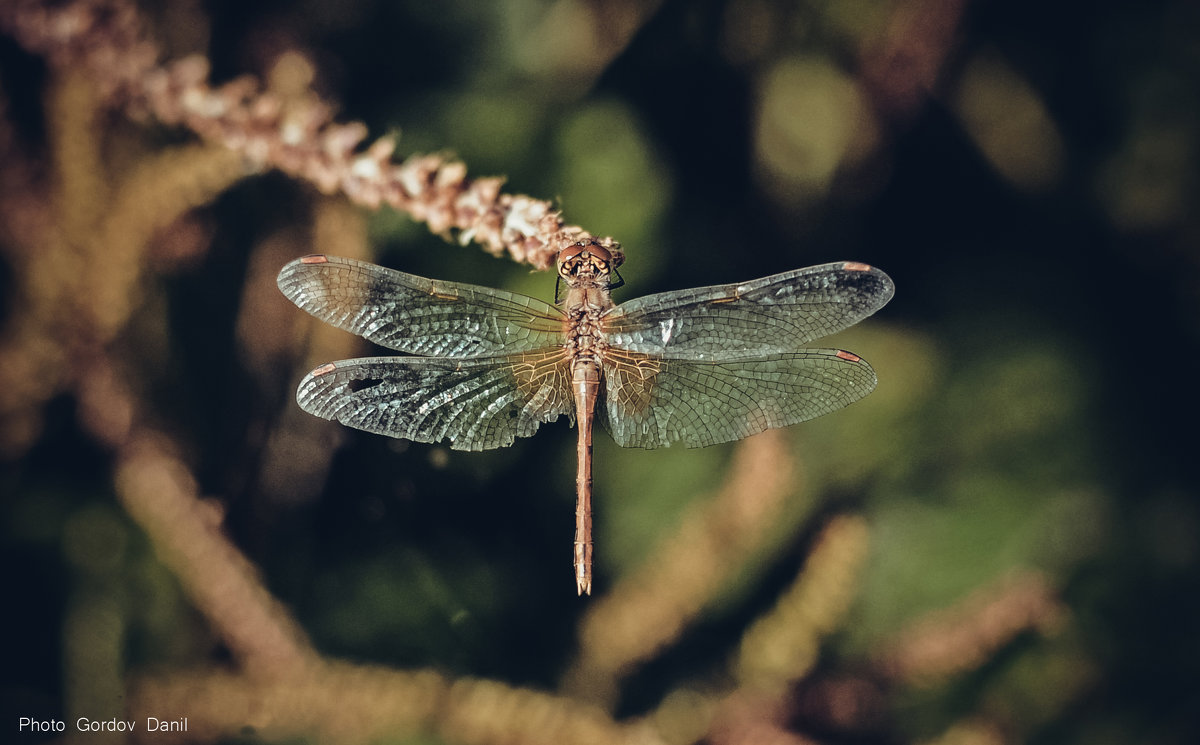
left=557, top=241, right=616, bottom=287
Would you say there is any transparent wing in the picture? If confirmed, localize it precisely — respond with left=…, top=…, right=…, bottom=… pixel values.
left=603, top=262, right=893, bottom=358
left=601, top=348, right=877, bottom=449
left=278, top=255, right=565, bottom=356
left=297, top=350, right=573, bottom=451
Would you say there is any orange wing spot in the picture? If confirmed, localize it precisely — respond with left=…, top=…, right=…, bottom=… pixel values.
left=842, top=261, right=872, bottom=272
left=311, top=362, right=338, bottom=376
left=835, top=350, right=862, bottom=362
left=300, top=254, right=329, bottom=264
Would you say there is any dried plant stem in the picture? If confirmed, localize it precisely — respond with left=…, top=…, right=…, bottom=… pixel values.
left=129, top=664, right=447, bottom=745
left=707, top=693, right=822, bottom=745
left=114, top=431, right=316, bottom=677
left=0, top=0, right=622, bottom=271
left=129, top=663, right=663, bottom=745
left=90, top=141, right=247, bottom=337
left=876, top=570, right=1066, bottom=686
left=735, top=515, right=871, bottom=692
left=50, top=69, right=110, bottom=247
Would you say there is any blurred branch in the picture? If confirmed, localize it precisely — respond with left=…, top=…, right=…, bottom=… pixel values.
left=638, top=515, right=872, bottom=745
left=875, top=570, right=1067, bottom=687
left=859, top=0, right=967, bottom=121
left=521, top=0, right=665, bottom=93
left=0, top=64, right=248, bottom=453
left=129, top=662, right=663, bottom=745
left=707, top=694, right=822, bottom=745
left=128, top=664, right=448, bottom=745
left=245, top=199, right=372, bottom=507
left=90, top=141, right=245, bottom=335
left=564, top=430, right=799, bottom=704
left=0, top=0, right=623, bottom=271
left=735, top=515, right=870, bottom=693
left=114, top=430, right=317, bottom=677
left=50, top=68, right=109, bottom=246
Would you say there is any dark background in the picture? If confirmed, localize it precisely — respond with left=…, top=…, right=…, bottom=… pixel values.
left=3, top=0, right=1198, bottom=743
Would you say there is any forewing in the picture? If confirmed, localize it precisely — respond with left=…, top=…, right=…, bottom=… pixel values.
left=298, top=351, right=573, bottom=451
left=604, top=262, right=893, bottom=358
left=278, top=255, right=565, bottom=356
left=602, top=348, right=877, bottom=449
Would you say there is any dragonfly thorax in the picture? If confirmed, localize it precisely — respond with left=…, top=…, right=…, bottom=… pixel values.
left=560, top=241, right=616, bottom=361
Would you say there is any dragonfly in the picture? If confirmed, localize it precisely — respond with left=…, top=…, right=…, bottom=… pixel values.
left=277, top=243, right=893, bottom=594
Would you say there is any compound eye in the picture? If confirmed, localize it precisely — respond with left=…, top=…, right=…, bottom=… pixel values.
left=559, top=244, right=585, bottom=262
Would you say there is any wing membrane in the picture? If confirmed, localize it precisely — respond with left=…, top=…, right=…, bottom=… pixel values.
left=278, top=255, right=565, bottom=356
left=298, top=351, right=573, bottom=451
left=602, top=348, right=877, bottom=449
left=604, top=262, right=893, bottom=358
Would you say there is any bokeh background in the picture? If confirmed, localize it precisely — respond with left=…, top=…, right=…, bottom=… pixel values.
left=3, top=1, right=1198, bottom=743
